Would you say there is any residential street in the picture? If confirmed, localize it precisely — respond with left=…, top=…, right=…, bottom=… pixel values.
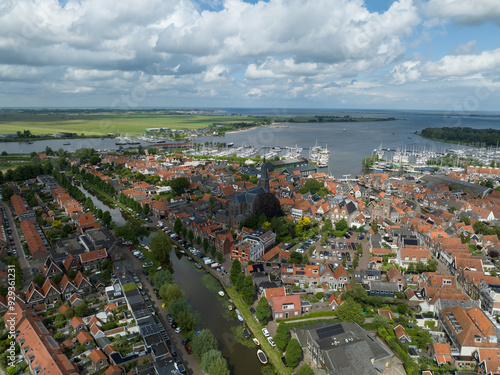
left=1, top=200, right=31, bottom=291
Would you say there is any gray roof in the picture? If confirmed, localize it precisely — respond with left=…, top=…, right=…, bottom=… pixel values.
left=229, top=186, right=266, bottom=205
left=295, top=322, right=392, bottom=375
left=369, top=281, right=399, bottom=292
left=419, top=174, right=492, bottom=197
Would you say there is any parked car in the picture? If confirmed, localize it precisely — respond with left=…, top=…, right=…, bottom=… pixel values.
left=184, top=344, right=192, bottom=354
left=262, top=328, right=270, bottom=337
left=267, top=337, right=276, bottom=347
left=175, top=327, right=182, bottom=334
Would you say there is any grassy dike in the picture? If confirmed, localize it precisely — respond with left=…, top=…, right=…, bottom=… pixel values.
left=226, top=288, right=293, bottom=375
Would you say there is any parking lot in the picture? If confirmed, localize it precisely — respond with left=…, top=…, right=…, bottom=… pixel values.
left=293, top=232, right=368, bottom=270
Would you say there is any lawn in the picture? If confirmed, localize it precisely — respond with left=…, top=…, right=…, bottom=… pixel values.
left=226, top=287, right=293, bottom=375
left=0, top=112, right=262, bottom=136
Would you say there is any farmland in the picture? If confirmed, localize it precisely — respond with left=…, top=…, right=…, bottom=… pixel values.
left=0, top=110, right=264, bottom=136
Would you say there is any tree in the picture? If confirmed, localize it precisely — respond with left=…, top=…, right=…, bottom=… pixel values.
left=115, top=220, right=149, bottom=242
left=74, top=301, right=89, bottom=317
left=196, top=236, right=201, bottom=246
left=217, top=252, right=223, bottom=263
left=192, top=329, right=218, bottom=359
left=143, top=203, right=150, bottom=215
left=210, top=245, right=216, bottom=258
left=188, top=230, right=194, bottom=244
left=176, top=310, right=196, bottom=332
left=284, top=339, right=302, bottom=368
left=209, top=196, right=215, bottom=214
left=150, top=230, right=172, bottom=263
left=337, top=298, right=364, bottom=324
left=295, top=364, right=315, bottom=375
left=274, top=323, right=291, bottom=351
left=241, top=275, right=255, bottom=303
left=89, top=154, right=101, bottom=165
left=102, top=211, right=112, bottom=227
left=170, top=177, right=190, bottom=196
left=201, top=349, right=229, bottom=375
left=182, top=227, right=187, bottom=240
left=174, top=218, right=183, bottom=234
left=230, top=259, right=243, bottom=287
left=323, top=218, right=333, bottom=233
left=168, top=298, right=191, bottom=320
left=254, top=192, right=282, bottom=218
left=160, top=283, right=184, bottom=304
left=298, top=179, right=324, bottom=195
left=372, top=314, right=391, bottom=329
left=52, top=273, right=63, bottom=284
left=459, top=216, right=471, bottom=225
left=255, top=297, right=271, bottom=324
left=1, top=186, right=13, bottom=201
left=33, top=273, right=45, bottom=288
left=297, top=217, right=311, bottom=231
left=203, top=238, right=209, bottom=253
left=335, top=219, right=348, bottom=232
left=154, top=269, right=175, bottom=288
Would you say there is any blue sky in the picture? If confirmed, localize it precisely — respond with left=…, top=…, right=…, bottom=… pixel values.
left=1, top=0, right=500, bottom=111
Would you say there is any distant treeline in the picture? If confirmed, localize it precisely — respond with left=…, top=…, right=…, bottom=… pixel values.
left=419, top=127, right=500, bottom=147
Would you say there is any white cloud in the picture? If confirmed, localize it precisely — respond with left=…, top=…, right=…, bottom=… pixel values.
left=450, top=40, right=477, bottom=55
left=423, top=0, right=500, bottom=25
left=392, top=48, right=500, bottom=83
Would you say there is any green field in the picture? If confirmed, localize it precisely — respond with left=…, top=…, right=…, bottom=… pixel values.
left=0, top=110, right=397, bottom=137
left=0, top=112, right=261, bottom=136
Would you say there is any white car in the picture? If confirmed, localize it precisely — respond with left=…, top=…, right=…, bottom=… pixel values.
left=175, top=327, right=182, bottom=334
left=262, top=328, right=270, bottom=337
left=267, top=337, right=276, bottom=347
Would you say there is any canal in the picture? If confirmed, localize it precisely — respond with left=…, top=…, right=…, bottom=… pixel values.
left=79, top=187, right=263, bottom=374
left=75, top=181, right=127, bottom=226
left=170, top=252, right=263, bottom=374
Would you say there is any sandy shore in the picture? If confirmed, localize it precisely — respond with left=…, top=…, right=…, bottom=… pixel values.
left=225, top=124, right=267, bottom=134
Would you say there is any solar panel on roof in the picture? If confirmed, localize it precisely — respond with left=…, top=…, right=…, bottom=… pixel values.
left=316, top=324, right=344, bottom=340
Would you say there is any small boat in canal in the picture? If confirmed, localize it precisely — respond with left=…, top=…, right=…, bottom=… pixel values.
left=253, top=338, right=260, bottom=346
left=187, top=256, right=193, bottom=261
left=218, top=290, right=225, bottom=297
left=227, top=305, right=233, bottom=311
left=257, top=349, right=267, bottom=364
left=235, top=309, right=244, bottom=321
left=243, top=329, right=251, bottom=338
left=194, top=263, right=202, bottom=269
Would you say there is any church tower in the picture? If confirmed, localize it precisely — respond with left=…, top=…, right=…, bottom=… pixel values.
left=259, top=157, right=270, bottom=192
left=382, top=186, right=391, bottom=219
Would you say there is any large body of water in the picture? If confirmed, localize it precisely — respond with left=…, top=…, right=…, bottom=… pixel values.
left=2, top=109, right=500, bottom=177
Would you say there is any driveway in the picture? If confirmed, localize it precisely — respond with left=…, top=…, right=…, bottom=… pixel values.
left=0, top=201, right=32, bottom=291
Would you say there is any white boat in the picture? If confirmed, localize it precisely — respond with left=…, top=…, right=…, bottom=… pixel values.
left=218, top=290, right=225, bottom=297
left=257, top=349, right=268, bottom=364
left=235, top=309, right=244, bottom=321
left=253, top=338, right=260, bottom=346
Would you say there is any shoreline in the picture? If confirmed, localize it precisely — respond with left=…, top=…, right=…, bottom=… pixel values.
left=225, top=124, right=267, bottom=135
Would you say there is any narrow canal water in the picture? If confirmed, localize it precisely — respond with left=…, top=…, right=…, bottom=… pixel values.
left=170, top=253, right=263, bottom=374
left=78, top=187, right=263, bottom=373
left=75, top=182, right=127, bottom=226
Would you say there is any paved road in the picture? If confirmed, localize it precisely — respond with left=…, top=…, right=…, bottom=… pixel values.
left=0, top=201, right=32, bottom=291
left=122, top=238, right=202, bottom=375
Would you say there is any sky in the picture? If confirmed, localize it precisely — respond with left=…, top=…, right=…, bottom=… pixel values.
left=1, top=0, right=500, bottom=111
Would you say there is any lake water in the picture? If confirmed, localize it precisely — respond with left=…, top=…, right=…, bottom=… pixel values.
left=2, top=109, right=499, bottom=178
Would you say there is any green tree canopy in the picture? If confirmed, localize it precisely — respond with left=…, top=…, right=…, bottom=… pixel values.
left=255, top=297, right=271, bottom=324
left=160, top=283, right=184, bottom=304
left=154, top=269, right=174, bottom=289
left=150, top=230, right=172, bottom=263
left=337, top=298, right=364, bottom=325
left=335, top=219, right=348, bottom=232
left=274, top=322, right=291, bottom=351
left=192, top=329, right=218, bottom=359
left=284, top=339, right=302, bottom=368
left=295, top=364, right=315, bottom=375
